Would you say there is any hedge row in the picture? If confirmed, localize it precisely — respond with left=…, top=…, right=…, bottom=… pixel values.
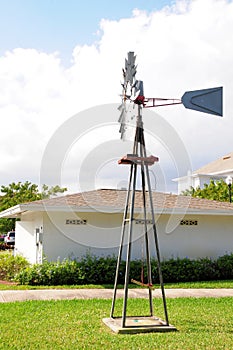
left=15, top=253, right=233, bottom=286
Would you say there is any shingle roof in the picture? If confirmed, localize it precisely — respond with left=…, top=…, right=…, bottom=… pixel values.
left=194, top=152, right=233, bottom=175
left=3, top=189, right=232, bottom=216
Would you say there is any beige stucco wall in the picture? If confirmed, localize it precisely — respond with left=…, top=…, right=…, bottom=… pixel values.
left=15, top=211, right=44, bottom=263
left=15, top=210, right=233, bottom=263
left=157, top=214, right=233, bottom=259
left=42, top=211, right=145, bottom=262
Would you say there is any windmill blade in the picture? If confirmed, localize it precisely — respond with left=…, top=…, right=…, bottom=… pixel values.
left=181, top=87, right=223, bottom=116
left=124, top=51, right=137, bottom=85
left=118, top=102, right=137, bottom=141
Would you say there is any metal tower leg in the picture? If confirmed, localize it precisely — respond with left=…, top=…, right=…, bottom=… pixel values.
left=110, top=129, right=139, bottom=321
left=110, top=162, right=133, bottom=318
left=139, top=142, right=154, bottom=317
left=122, top=161, right=138, bottom=327
left=140, top=129, right=169, bottom=325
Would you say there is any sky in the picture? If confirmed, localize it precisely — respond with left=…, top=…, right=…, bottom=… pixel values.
left=0, top=0, right=233, bottom=194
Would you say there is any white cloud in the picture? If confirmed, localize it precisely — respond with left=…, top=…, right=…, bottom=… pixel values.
left=0, top=0, right=233, bottom=192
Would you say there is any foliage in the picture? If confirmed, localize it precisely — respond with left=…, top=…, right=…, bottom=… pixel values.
left=77, top=254, right=142, bottom=285
left=16, top=259, right=84, bottom=286
left=152, top=257, right=220, bottom=283
left=0, top=182, right=41, bottom=210
left=0, top=252, right=29, bottom=281
left=0, top=218, right=15, bottom=233
left=15, top=253, right=233, bottom=286
left=0, top=181, right=67, bottom=233
left=77, top=254, right=118, bottom=284
left=216, top=253, right=233, bottom=279
left=40, top=184, right=67, bottom=199
left=16, top=254, right=144, bottom=286
left=0, top=298, right=233, bottom=349
left=182, top=179, right=231, bottom=202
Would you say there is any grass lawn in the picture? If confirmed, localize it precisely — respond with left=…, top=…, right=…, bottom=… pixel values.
left=0, top=279, right=233, bottom=290
left=0, top=297, right=232, bottom=349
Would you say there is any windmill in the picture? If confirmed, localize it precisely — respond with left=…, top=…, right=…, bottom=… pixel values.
left=103, top=52, right=223, bottom=334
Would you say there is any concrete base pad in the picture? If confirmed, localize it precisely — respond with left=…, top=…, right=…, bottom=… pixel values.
left=103, top=316, right=177, bottom=334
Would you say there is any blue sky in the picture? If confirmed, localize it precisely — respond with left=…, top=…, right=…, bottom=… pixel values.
left=0, top=0, right=173, bottom=64
left=0, top=0, right=233, bottom=193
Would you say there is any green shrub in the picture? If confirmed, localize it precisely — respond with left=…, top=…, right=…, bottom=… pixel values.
left=15, top=253, right=233, bottom=286
left=0, top=252, right=29, bottom=281
left=78, top=254, right=117, bottom=284
left=151, top=257, right=220, bottom=283
left=16, top=259, right=84, bottom=285
left=77, top=255, right=145, bottom=285
left=216, top=253, right=233, bottom=279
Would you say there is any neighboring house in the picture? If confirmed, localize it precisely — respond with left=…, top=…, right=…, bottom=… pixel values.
left=0, top=189, right=233, bottom=264
left=174, top=152, right=233, bottom=194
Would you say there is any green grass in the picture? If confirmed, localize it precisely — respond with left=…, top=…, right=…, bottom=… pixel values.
left=0, top=283, right=105, bottom=290
left=164, top=279, right=233, bottom=289
left=0, top=298, right=232, bottom=349
left=0, top=279, right=233, bottom=290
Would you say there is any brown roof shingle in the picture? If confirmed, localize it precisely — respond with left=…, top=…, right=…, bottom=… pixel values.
left=21, top=189, right=233, bottom=213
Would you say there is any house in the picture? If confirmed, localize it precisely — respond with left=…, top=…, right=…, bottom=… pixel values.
left=174, top=152, right=233, bottom=194
left=0, top=189, right=233, bottom=264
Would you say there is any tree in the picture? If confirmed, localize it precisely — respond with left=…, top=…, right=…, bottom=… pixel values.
left=182, top=179, right=230, bottom=202
left=0, top=181, right=41, bottom=211
left=0, top=181, right=67, bottom=233
left=40, top=184, right=67, bottom=199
